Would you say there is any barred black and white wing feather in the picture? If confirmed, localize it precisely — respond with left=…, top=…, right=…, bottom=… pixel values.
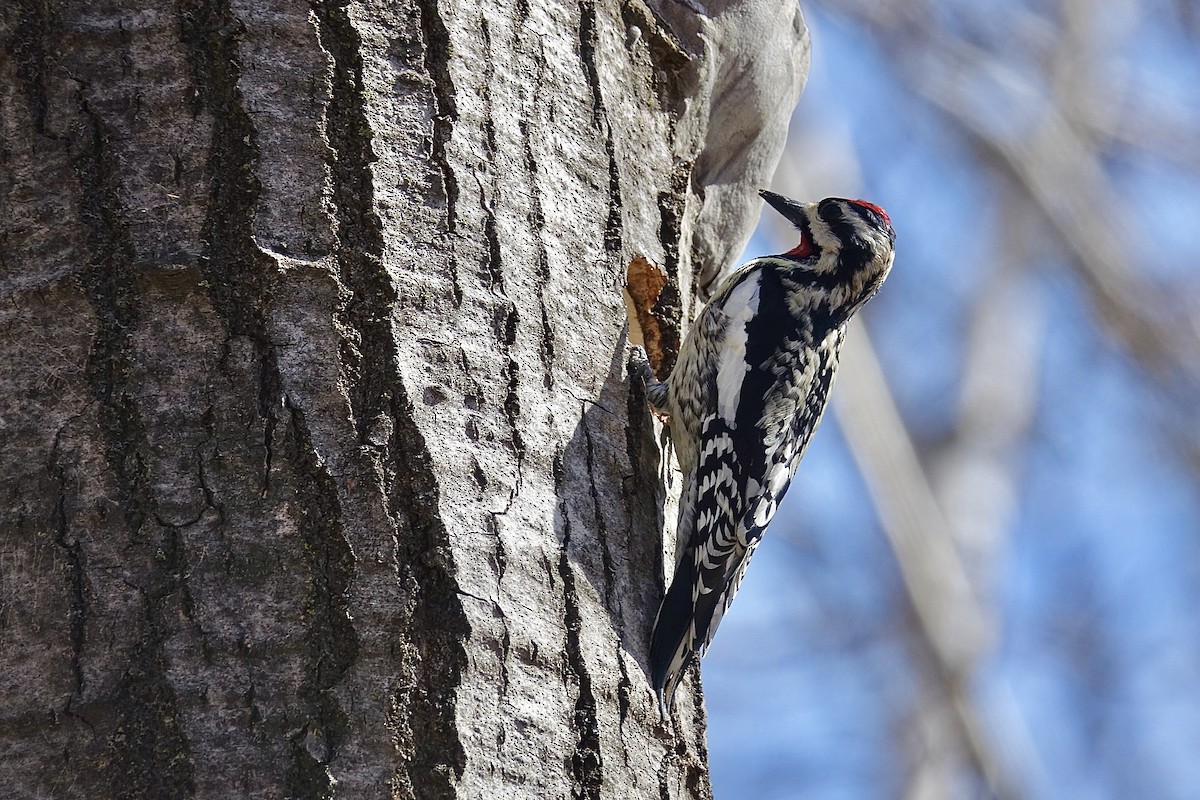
left=640, top=191, right=896, bottom=713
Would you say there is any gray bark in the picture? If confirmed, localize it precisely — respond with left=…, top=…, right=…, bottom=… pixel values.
left=0, top=0, right=806, bottom=797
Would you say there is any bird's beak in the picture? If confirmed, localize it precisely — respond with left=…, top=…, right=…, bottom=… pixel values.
left=759, top=189, right=808, bottom=227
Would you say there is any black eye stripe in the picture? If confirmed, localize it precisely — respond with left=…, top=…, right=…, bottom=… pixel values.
left=817, top=209, right=874, bottom=273
left=821, top=198, right=891, bottom=235
left=848, top=203, right=881, bottom=226
left=852, top=205, right=895, bottom=240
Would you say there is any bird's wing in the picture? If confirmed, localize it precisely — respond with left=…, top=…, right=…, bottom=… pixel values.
left=649, top=268, right=782, bottom=706
left=650, top=326, right=840, bottom=711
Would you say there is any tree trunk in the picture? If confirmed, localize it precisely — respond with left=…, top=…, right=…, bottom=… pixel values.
left=0, top=0, right=806, bottom=796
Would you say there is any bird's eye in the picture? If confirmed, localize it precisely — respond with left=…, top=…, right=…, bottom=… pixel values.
left=817, top=198, right=842, bottom=219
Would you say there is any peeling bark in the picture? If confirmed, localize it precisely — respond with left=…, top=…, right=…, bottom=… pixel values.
left=0, top=0, right=806, bottom=796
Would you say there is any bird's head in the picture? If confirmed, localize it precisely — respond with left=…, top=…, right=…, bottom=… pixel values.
left=759, top=189, right=896, bottom=319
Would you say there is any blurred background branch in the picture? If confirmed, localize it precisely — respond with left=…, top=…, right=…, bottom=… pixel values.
left=705, top=1, right=1200, bottom=797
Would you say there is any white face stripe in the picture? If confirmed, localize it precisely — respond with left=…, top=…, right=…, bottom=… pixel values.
left=805, top=201, right=843, bottom=275
left=715, top=273, right=762, bottom=424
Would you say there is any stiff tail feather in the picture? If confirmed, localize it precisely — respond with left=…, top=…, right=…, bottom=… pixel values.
left=649, top=548, right=699, bottom=716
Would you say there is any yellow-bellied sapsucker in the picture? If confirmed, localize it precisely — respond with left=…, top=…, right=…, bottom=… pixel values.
left=632, top=190, right=896, bottom=713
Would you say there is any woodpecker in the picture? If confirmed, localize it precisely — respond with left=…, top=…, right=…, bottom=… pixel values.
left=632, top=190, right=896, bottom=714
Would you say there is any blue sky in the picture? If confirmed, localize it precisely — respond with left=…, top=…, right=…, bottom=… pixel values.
left=703, top=4, right=1200, bottom=797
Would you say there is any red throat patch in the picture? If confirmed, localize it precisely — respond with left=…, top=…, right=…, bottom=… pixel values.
left=785, top=230, right=814, bottom=258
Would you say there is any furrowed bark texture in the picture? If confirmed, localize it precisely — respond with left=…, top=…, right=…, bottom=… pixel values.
left=0, top=0, right=806, bottom=796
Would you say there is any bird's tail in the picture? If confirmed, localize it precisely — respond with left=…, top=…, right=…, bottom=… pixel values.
left=649, top=546, right=699, bottom=715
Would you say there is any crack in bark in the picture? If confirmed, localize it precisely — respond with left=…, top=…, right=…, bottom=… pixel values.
left=480, top=18, right=498, bottom=159
left=686, top=688, right=712, bottom=796
left=484, top=510, right=513, bottom=721
left=477, top=176, right=509, bottom=304
left=619, top=0, right=692, bottom=120
left=282, top=397, right=359, bottom=800
left=417, top=0, right=463, bottom=307
left=580, top=415, right=618, bottom=611
left=195, top=445, right=227, bottom=525
left=385, top=388, right=470, bottom=796
left=73, top=84, right=153, bottom=536
left=10, top=0, right=55, bottom=135
left=312, top=6, right=469, bottom=795
left=615, top=650, right=634, bottom=753
left=417, top=0, right=458, bottom=226
left=181, top=4, right=373, bottom=793
left=653, top=170, right=689, bottom=370
left=578, top=0, right=624, bottom=257
left=109, top=596, right=198, bottom=800
left=71, top=61, right=197, bottom=796
left=157, top=518, right=210, bottom=661
left=499, top=618, right=512, bottom=699
left=624, top=359, right=667, bottom=589
left=479, top=179, right=527, bottom=501
left=459, top=23, right=525, bottom=749
left=180, top=0, right=282, bottom=496
left=519, top=111, right=557, bottom=388
left=311, top=1, right=390, bottom=445
left=518, top=34, right=555, bottom=388
left=50, top=428, right=87, bottom=701
left=553, top=451, right=605, bottom=800
left=576, top=0, right=606, bottom=129
left=482, top=510, right=511, bottom=706
left=258, top=351, right=279, bottom=495
left=503, top=354, right=525, bottom=463
left=180, top=0, right=272, bottom=331
left=470, top=31, right=527, bottom=503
